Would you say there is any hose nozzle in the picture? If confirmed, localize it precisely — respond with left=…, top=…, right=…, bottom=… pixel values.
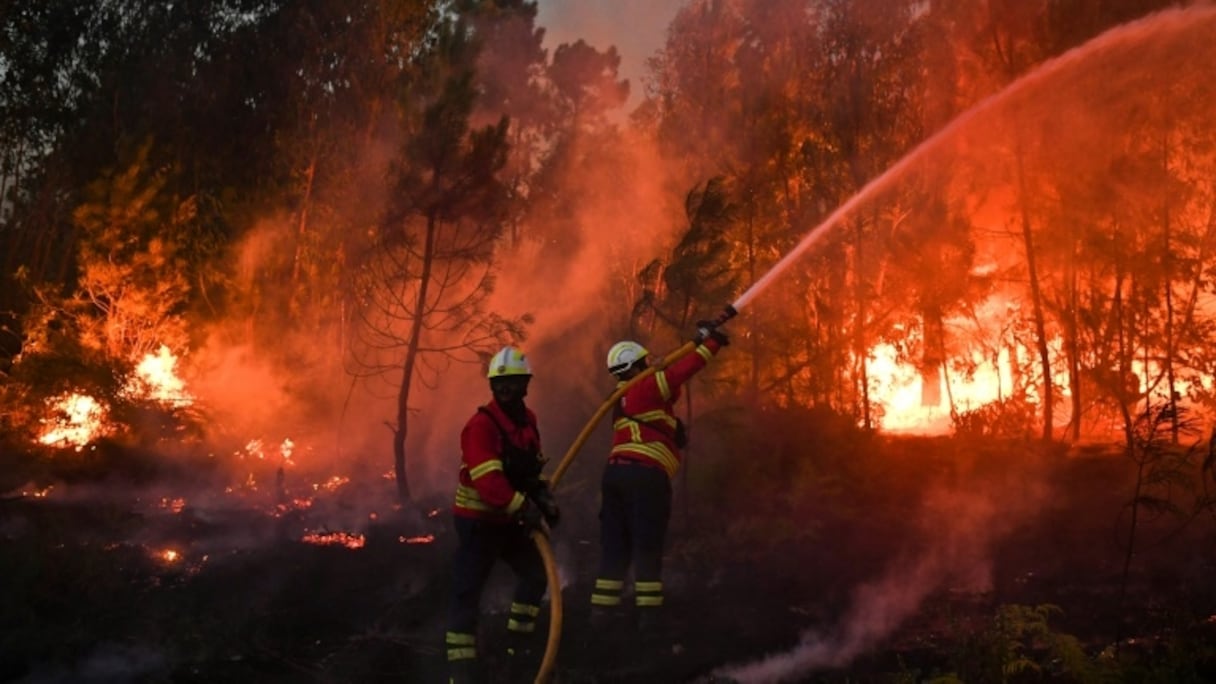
left=705, top=304, right=738, bottom=330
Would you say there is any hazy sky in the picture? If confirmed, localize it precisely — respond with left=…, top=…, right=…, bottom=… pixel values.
left=534, top=0, right=686, bottom=109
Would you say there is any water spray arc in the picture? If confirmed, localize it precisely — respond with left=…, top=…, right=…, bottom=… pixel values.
left=530, top=7, right=1216, bottom=680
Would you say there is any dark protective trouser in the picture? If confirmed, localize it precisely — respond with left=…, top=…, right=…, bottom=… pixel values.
left=592, top=460, right=672, bottom=613
left=446, top=516, right=547, bottom=666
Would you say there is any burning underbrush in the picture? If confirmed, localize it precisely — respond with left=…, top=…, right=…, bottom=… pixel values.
left=4, top=418, right=1216, bottom=683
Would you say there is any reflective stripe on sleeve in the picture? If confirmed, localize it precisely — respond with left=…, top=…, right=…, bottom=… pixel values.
left=656, top=371, right=671, bottom=401
left=505, top=490, right=526, bottom=515
left=468, top=459, right=504, bottom=480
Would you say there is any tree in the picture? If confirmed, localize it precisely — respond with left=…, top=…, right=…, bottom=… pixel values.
left=350, top=14, right=527, bottom=503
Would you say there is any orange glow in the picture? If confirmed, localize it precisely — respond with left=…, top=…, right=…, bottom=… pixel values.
left=240, top=437, right=296, bottom=464
left=313, top=476, right=350, bottom=492
left=38, top=393, right=111, bottom=449
left=159, top=549, right=181, bottom=563
left=127, top=345, right=193, bottom=407
left=399, top=534, right=435, bottom=545
left=301, top=531, right=366, bottom=549
left=20, top=484, right=54, bottom=498
left=868, top=343, right=1015, bottom=434
left=159, top=497, right=187, bottom=513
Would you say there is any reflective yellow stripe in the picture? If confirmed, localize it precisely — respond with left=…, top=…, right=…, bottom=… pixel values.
left=696, top=344, right=713, bottom=361
left=636, top=595, right=664, bottom=606
left=510, top=602, right=540, bottom=617
left=454, top=484, right=524, bottom=515
left=595, top=578, right=624, bottom=590
left=505, top=491, right=526, bottom=515
left=635, top=581, right=663, bottom=593
left=507, top=618, right=536, bottom=633
left=591, top=593, right=622, bottom=606
left=448, top=647, right=477, bottom=661
left=454, top=484, right=496, bottom=512
left=610, top=443, right=679, bottom=477
left=469, top=459, right=503, bottom=479
left=656, top=371, right=671, bottom=401
left=631, top=409, right=676, bottom=431
left=446, top=631, right=476, bottom=646
left=612, top=417, right=643, bottom=442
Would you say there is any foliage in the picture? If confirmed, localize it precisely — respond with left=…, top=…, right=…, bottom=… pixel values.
left=1117, top=401, right=1208, bottom=613
left=634, top=175, right=743, bottom=346
left=944, top=604, right=1095, bottom=683
left=952, top=396, right=1037, bottom=440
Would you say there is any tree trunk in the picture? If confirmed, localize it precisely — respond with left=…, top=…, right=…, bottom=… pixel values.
left=291, top=152, right=317, bottom=299
left=853, top=214, right=871, bottom=430
left=1160, top=130, right=1179, bottom=443
left=393, top=209, right=439, bottom=504
left=1065, top=232, right=1082, bottom=441
left=1014, top=143, right=1054, bottom=441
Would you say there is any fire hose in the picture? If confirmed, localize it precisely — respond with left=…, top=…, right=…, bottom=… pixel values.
left=528, top=305, right=737, bottom=683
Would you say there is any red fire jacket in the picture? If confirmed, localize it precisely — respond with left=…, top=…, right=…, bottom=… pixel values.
left=452, top=400, right=539, bottom=522
left=609, top=338, right=723, bottom=478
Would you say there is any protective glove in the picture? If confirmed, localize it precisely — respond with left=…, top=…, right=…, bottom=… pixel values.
left=694, top=320, right=730, bottom=347
left=531, top=487, right=561, bottom=529
left=515, top=500, right=546, bottom=533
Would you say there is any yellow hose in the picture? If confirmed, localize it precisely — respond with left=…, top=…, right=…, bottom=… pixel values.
left=530, top=340, right=697, bottom=682
left=531, top=529, right=561, bottom=684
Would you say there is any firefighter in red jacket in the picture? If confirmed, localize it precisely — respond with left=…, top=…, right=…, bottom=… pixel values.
left=446, top=346, right=560, bottom=684
left=590, top=324, right=729, bottom=632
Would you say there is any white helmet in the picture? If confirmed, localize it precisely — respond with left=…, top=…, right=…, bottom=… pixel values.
left=606, top=340, right=648, bottom=376
left=487, top=346, right=532, bottom=379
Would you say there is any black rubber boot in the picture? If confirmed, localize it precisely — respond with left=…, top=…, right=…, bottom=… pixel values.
left=448, top=657, right=487, bottom=684
left=505, top=631, right=540, bottom=684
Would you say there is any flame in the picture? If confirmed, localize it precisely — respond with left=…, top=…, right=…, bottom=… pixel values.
left=127, top=345, right=193, bottom=407
left=20, top=484, right=54, bottom=498
left=868, top=344, right=1015, bottom=434
left=399, top=534, right=435, bottom=544
left=313, top=476, right=349, bottom=492
left=38, top=393, right=111, bottom=449
left=301, top=531, right=365, bottom=549
left=159, top=497, right=186, bottom=513
left=36, top=346, right=193, bottom=449
left=240, top=437, right=296, bottom=464
left=160, top=549, right=181, bottom=563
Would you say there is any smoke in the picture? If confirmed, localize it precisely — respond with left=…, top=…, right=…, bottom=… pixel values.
left=16, top=642, right=168, bottom=684
left=714, top=467, right=1053, bottom=683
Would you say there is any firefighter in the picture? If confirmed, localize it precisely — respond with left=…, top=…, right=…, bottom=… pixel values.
left=446, top=346, right=560, bottom=684
left=590, top=324, right=729, bottom=634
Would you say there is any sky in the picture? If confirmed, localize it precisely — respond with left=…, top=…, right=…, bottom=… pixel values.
left=534, top=0, right=686, bottom=109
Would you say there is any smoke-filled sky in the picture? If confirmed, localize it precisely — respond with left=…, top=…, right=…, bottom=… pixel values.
left=535, top=0, right=685, bottom=108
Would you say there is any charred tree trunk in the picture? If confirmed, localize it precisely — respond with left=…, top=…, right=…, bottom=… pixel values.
left=291, top=152, right=317, bottom=299
left=1015, top=144, right=1053, bottom=441
left=1065, top=232, right=1082, bottom=442
left=1160, top=130, right=1179, bottom=443
left=853, top=214, right=871, bottom=430
left=393, top=210, right=438, bottom=504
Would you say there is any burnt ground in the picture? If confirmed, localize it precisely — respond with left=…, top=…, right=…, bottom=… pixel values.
left=2, top=437, right=1216, bottom=684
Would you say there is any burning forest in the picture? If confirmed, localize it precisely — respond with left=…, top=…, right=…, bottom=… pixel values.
left=3, top=1, right=1216, bottom=682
